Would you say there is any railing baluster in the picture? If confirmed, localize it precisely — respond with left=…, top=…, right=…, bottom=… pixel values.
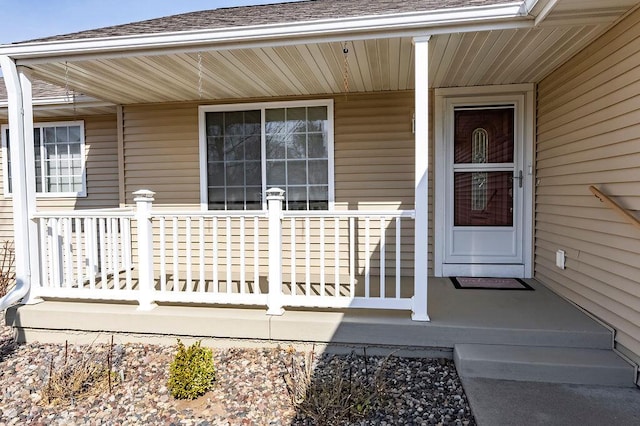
left=106, top=217, right=113, bottom=277
left=396, top=217, right=401, bottom=299
left=213, top=217, right=219, bottom=293
left=123, top=218, right=132, bottom=290
left=380, top=217, right=386, bottom=299
left=240, top=216, right=246, bottom=294
left=99, top=218, right=107, bottom=289
left=186, top=217, right=192, bottom=292
left=334, top=218, right=339, bottom=297
left=253, top=217, right=259, bottom=294
left=349, top=217, right=355, bottom=298
left=160, top=217, right=166, bottom=292
left=63, top=218, right=72, bottom=288
left=320, top=218, right=325, bottom=297
left=290, top=218, right=296, bottom=296
left=50, top=218, right=61, bottom=288
left=199, top=217, right=205, bottom=292
left=75, top=218, right=83, bottom=289
left=39, top=218, right=49, bottom=288
left=305, top=217, right=310, bottom=297
left=172, top=217, right=179, bottom=292
left=88, top=218, right=96, bottom=290
left=365, top=217, right=370, bottom=298
left=226, top=217, right=232, bottom=293
left=111, top=217, right=120, bottom=290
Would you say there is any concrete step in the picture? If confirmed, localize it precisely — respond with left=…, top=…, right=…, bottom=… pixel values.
left=454, top=344, right=635, bottom=387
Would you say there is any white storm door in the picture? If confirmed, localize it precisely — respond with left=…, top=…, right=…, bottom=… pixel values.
left=443, top=105, right=524, bottom=275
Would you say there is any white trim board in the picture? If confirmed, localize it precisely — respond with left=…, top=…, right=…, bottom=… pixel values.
left=434, top=84, right=535, bottom=278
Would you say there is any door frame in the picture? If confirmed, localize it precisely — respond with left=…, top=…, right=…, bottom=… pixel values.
left=434, top=84, right=535, bottom=278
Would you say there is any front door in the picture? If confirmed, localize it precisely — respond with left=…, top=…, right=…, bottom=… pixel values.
left=443, top=105, right=525, bottom=277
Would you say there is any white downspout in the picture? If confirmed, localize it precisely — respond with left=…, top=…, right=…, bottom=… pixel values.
left=0, top=56, right=38, bottom=311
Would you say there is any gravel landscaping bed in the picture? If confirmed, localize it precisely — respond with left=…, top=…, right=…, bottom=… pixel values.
left=0, top=319, right=476, bottom=425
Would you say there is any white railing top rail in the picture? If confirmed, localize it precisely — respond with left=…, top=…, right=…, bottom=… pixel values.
left=283, top=210, right=415, bottom=219
left=33, top=208, right=135, bottom=219
left=149, top=210, right=268, bottom=218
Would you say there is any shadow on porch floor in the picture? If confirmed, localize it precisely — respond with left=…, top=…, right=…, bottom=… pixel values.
left=6, top=277, right=612, bottom=355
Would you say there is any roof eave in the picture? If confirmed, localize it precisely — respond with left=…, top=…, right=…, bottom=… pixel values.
left=0, top=2, right=530, bottom=64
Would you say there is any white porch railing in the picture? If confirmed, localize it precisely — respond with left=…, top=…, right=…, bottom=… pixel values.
left=32, top=209, right=135, bottom=301
left=30, top=189, right=422, bottom=316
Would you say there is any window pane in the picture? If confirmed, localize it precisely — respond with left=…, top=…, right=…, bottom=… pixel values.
left=44, top=127, right=55, bottom=143
left=245, top=161, right=261, bottom=186
left=208, top=188, right=226, bottom=210
left=207, top=162, right=225, bottom=186
left=309, top=186, right=328, bottom=210
left=266, top=161, right=285, bottom=186
left=266, top=134, right=285, bottom=159
left=287, top=160, right=306, bottom=185
left=226, top=162, right=245, bottom=186
left=225, top=136, right=244, bottom=161
left=287, top=134, right=306, bottom=159
left=68, top=126, right=81, bottom=142
left=245, top=135, right=261, bottom=160
left=287, top=186, right=307, bottom=210
left=307, top=106, right=327, bottom=132
left=307, top=133, right=327, bottom=158
left=265, top=108, right=285, bottom=134
left=286, top=107, right=306, bottom=133
left=308, top=160, right=328, bottom=185
left=207, top=137, right=224, bottom=161
left=55, top=127, right=69, bottom=142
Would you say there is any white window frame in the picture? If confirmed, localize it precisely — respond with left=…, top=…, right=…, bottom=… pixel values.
left=198, top=99, right=335, bottom=211
left=1, top=120, right=87, bottom=198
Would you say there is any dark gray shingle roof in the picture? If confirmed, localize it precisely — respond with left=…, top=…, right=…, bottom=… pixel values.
left=0, top=78, right=69, bottom=101
left=22, top=0, right=514, bottom=43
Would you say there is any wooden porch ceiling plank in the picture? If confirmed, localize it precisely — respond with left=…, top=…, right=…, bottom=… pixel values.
left=109, top=57, right=197, bottom=101
left=226, top=49, right=287, bottom=96
left=216, top=49, right=280, bottom=97
left=317, top=42, right=351, bottom=94
left=303, top=43, right=341, bottom=93
left=260, top=46, right=308, bottom=95
left=249, top=47, right=305, bottom=96
left=465, top=30, right=517, bottom=87
left=32, top=63, right=143, bottom=104
left=387, top=38, right=401, bottom=92
left=131, top=56, right=203, bottom=99
left=364, top=39, right=383, bottom=91
left=276, top=45, right=327, bottom=94
left=349, top=40, right=372, bottom=92
left=85, top=59, right=183, bottom=102
left=176, top=52, right=247, bottom=99
left=510, top=26, right=572, bottom=83
left=399, top=37, right=413, bottom=91
left=294, top=44, right=335, bottom=94
left=432, top=33, right=463, bottom=87
left=480, top=29, right=530, bottom=84
left=447, top=32, right=490, bottom=86
left=491, top=28, right=555, bottom=84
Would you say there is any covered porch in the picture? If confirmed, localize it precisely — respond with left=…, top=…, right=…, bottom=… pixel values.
left=0, top=1, right=635, bottom=322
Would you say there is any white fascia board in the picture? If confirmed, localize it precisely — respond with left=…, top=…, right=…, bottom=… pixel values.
left=0, top=2, right=529, bottom=63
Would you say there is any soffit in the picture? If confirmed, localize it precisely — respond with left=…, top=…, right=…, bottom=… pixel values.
left=18, top=0, right=639, bottom=104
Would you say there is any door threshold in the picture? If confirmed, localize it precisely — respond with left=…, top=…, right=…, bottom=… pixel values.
left=441, top=264, right=525, bottom=278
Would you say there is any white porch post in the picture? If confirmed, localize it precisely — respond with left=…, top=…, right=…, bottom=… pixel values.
left=412, top=36, right=431, bottom=321
left=134, top=189, right=157, bottom=311
left=266, top=188, right=284, bottom=315
left=0, top=57, right=40, bottom=306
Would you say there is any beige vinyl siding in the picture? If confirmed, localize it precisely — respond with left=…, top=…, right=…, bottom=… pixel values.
left=0, top=115, right=119, bottom=242
left=123, top=91, right=427, bottom=279
left=536, top=7, right=640, bottom=360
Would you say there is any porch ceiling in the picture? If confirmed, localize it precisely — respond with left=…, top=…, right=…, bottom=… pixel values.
left=21, top=0, right=638, bottom=105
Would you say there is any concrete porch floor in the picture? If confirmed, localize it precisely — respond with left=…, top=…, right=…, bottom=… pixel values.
left=6, top=277, right=613, bottom=353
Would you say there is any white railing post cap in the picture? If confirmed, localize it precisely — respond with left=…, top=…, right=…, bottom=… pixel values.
left=133, top=189, right=156, bottom=201
left=266, top=187, right=285, bottom=200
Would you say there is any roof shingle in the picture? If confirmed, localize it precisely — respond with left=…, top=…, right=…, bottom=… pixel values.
left=20, top=0, right=514, bottom=44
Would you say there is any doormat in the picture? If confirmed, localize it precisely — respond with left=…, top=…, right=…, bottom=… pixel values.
left=450, top=277, right=534, bottom=290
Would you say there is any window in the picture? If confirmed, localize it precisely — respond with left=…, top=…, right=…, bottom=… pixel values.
left=2, top=121, right=86, bottom=197
left=200, top=101, right=333, bottom=210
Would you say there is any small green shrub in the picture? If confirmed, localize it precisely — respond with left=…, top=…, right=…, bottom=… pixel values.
left=167, top=339, right=216, bottom=400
